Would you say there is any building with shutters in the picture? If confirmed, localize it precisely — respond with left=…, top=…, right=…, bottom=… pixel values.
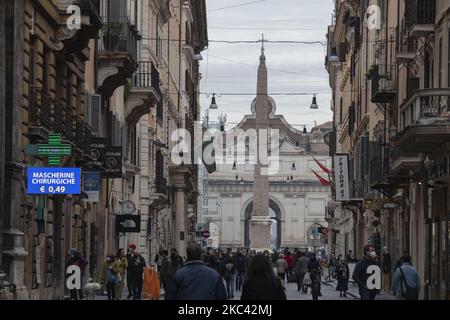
left=325, top=0, right=450, bottom=299
left=0, top=0, right=207, bottom=300
left=0, top=0, right=102, bottom=300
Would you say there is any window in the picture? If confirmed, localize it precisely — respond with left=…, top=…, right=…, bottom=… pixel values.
left=131, top=125, right=137, bottom=165
left=42, top=46, right=49, bottom=90
left=66, top=70, right=72, bottom=108
left=339, top=97, right=343, bottom=124
left=29, top=47, right=35, bottom=87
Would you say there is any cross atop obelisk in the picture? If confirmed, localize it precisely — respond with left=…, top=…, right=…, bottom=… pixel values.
left=258, top=34, right=266, bottom=63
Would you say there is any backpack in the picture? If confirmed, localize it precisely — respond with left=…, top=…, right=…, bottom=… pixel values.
left=399, top=267, right=419, bottom=300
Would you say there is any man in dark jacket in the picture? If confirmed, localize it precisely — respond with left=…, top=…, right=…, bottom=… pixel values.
left=126, top=244, right=146, bottom=300
left=166, top=243, right=227, bottom=300
left=352, top=244, right=379, bottom=300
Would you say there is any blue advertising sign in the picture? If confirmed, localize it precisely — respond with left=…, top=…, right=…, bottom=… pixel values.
left=27, top=168, right=81, bottom=195
left=83, top=172, right=100, bottom=202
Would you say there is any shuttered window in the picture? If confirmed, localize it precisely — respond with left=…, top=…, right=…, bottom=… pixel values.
left=85, top=93, right=102, bottom=137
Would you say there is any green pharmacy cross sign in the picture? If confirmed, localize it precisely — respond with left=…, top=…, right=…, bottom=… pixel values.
left=25, top=134, right=72, bottom=166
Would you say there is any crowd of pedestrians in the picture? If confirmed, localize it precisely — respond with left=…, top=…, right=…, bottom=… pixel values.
left=67, top=242, right=421, bottom=301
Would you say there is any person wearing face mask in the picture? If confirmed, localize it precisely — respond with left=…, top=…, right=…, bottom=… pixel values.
left=352, top=245, right=380, bottom=300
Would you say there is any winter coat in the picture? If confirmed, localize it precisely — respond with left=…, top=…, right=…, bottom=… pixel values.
left=335, top=261, right=349, bottom=291
left=165, top=261, right=227, bottom=300
left=241, top=275, right=286, bottom=300
left=352, top=256, right=379, bottom=289
left=392, top=263, right=420, bottom=297
left=294, top=256, right=309, bottom=274
left=285, top=255, right=294, bottom=269
left=114, top=257, right=127, bottom=274
left=127, top=253, right=146, bottom=281
left=276, top=258, right=288, bottom=274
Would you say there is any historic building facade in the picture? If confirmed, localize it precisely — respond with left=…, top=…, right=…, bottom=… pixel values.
left=326, top=0, right=450, bottom=299
left=0, top=0, right=207, bottom=300
left=201, top=51, right=332, bottom=251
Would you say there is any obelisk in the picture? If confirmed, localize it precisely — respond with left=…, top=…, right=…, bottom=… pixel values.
left=249, top=35, right=272, bottom=251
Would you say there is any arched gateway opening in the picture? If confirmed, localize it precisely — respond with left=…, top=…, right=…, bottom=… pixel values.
left=244, top=199, right=281, bottom=250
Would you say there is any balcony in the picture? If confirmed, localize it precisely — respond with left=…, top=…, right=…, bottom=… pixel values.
left=97, top=16, right=140, bottom=98
left=370, top=65, right=396, bottom=103
left=125, top=61, right=161, bottom=126
left=55, top=0, right=102, bottom=54
left=28, top=87, right=93, bottom=158
left=74, top=118, right=92, bottom=156
left=396, top=26, right=417, bottom=64
left=390, top=148, right=421, bottom=176
left=396, top=88, right=450, bottom=153
left=370, top=154, right=395, bottom=197
left=149, top=175, right=168, bottom=208
left=28, top=87, right=52, bottom=141
left=405, top=0, right=435, bottom=37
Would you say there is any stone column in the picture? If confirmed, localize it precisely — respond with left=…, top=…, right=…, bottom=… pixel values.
left=171, top=168, right=189, bottom=257
left=1, top=0, right=28, bottom=300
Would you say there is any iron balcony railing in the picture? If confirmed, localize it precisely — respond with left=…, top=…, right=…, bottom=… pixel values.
left=75, top=118, right=92, bottom=155
left=99, top=16, right=139, bottom=63
left=370, top=64, right=396, bottom=103
left=399, top=88, right=450, bottom=132
left=29, top=87, right=52, bottom=130
left=369, top=154, right=390, bottom=185
left=131, top=61, right=160, bottom=93
left=63, top=104, right=76, bottom=142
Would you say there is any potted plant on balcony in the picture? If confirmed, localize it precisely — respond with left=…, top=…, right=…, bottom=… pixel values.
left=101, top=22, right=123, bottom=51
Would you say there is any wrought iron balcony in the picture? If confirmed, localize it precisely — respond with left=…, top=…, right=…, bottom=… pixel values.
left=98, top=16, right=139, bottom=60
left=126, top=61, right=161, bottom=126
left=75, top=118, right=92, bottom=156
left=369, top=153, right=394, bottom=197
left=370, top=65, right=396, bottom=103
left=397, top=88, right=450, bottom=152
left=97, top=16, right=140, bottom=97
left=29, top=87, right=52, bottom=136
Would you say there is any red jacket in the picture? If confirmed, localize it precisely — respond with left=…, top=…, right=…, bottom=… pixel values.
left=285, top=255, right=294, bottom=268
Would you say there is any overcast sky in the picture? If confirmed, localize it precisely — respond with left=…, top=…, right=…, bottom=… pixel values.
left=199, top=0, right=334, bottom=131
